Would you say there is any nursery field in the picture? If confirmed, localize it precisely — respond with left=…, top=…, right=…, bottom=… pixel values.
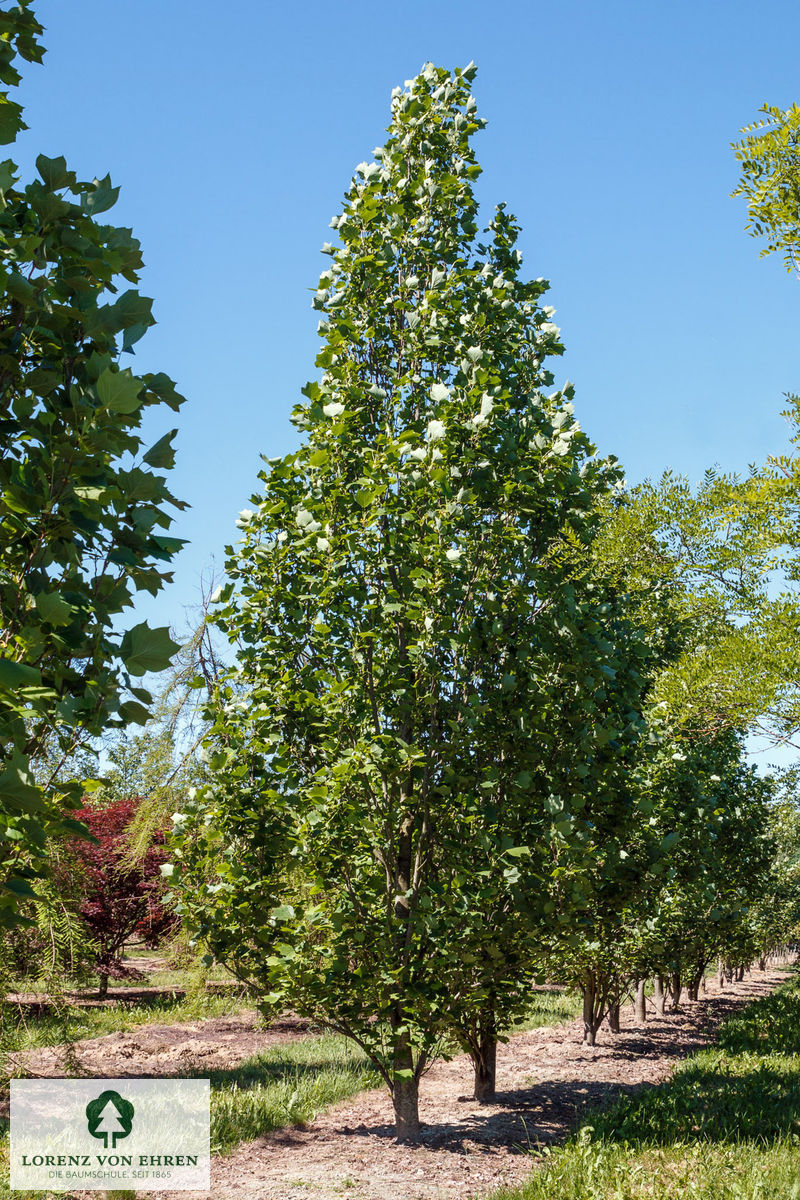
left=0, top=958, right=792, bottom=1200
left=3, top=8, right=800, bottom=1200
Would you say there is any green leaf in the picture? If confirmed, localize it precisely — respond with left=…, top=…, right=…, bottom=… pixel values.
left=35, top=153, right=70, bottom=190
left=0, top=97, right=24, bottom=145
left=3, top=875, right=37, bottom=899
left=142, top=430, right=177, bottom=469
left=34, top=591, right=73, bottom=626
left=119, top=623, right=179, bottom=676
left=82, top=172, right=120, bottom=215
left=113, top=289, right=154, bottom=330
left=57, top=818, right=95, bottom=842
left=0, top=659, right=41, bottom=689
left=270, top=904, right=295, bottom=921
left=118, top=699, right=151, bottom=725
left=122, top=322, right=149, bottom=354
left=0, top=757, right=46, bottom=812
left=96, top=367, right=144, bottom=414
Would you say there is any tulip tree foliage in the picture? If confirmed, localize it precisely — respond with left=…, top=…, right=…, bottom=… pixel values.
left=0, top=2, right=184, bottom=925
left=171, top=63, right=640, bottom=1135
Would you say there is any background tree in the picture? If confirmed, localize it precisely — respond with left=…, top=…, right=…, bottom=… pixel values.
left=748, top=767, right=800, bottom=965
left=733, top=101, right=800, bottom=276
left=603, top=459, right=800, bottom=751
left=436, top=545, right=654, bottom=1092
left=0, top=0, right=185, bottom=923
left=68, top=795, right=175, bottom=997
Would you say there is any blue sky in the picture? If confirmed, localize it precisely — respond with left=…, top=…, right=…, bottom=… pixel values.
left=14, top=0, right=800, bottom=639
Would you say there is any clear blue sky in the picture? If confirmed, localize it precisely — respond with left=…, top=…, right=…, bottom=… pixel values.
left=14, top=0, right=800, bottom=636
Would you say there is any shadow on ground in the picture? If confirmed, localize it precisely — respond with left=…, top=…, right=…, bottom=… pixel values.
left=297, top=977, right=800, bottom=1154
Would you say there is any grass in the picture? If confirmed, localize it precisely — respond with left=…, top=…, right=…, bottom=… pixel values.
left=494, top=969, right=800, bottom=1200
left=209, top=1031, right=380, bottom=1153
left=509, top=987, right=583, bottom=1033
left=5, top=949, right=239, bottom=998
left=1, top=954, right=255, bottom=1061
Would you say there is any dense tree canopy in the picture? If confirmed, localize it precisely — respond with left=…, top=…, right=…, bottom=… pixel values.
left=169, top=61, right=659, bottom=1133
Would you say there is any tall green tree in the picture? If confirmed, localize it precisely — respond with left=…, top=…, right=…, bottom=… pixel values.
left=0, top=1, right=184, bottom=924
left=171, top=62, right=634, bottom=1135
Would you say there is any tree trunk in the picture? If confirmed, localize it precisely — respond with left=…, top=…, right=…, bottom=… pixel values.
left=97, top=973, right=109, bottom=999
left=391, top=1035, right=420, bottom=1140
left=653, top=976, right=665, bottom=1016
left=389, top=807, right=419, bottom=1140
left=736, top=965, right=745, bottom=982
left=688, top=959, right=705, bottom=1001
left=392, top=1076, right=420, bottom=1140
left=759, top=957, right=766, bottom=971
left=634, top=978, right=647, bottom=1023
left=608, top=1001, right=620, bottom=1033
left=670, top=971, right=681, bottom=1010
left=583, top=979, right=597, bottom=1045
left=471, top=1012, right=497, bottom=1103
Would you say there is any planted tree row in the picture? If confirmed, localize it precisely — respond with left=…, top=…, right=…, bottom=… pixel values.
left=167, top=65, right=800, bottom=1137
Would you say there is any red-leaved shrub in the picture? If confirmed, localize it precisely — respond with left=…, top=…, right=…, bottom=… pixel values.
left=69, top=797, right=176, bottom=995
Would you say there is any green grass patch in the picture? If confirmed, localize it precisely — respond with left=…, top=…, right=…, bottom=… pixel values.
left=510, top=987, right=583, bottom=1034
left=209, top=1032, right=380, bottom=1153
left=496, top=971, right=800, bottom=1200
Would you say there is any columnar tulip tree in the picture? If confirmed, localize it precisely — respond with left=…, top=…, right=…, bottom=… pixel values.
left=171, top=63, right=646, bottom=1135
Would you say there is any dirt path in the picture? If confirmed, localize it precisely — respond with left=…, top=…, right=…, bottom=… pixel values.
left=7, top=1013, right=312, bottom=1078
left=160, top=967, right=785, bottom=1200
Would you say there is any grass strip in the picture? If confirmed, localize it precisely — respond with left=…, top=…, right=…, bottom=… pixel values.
left=1, top=989, right=253, bottom=1059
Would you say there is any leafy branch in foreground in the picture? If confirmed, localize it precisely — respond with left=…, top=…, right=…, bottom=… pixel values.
left=733, top=101, right=800, bottom=275
left=0, top=0, right=185, bottom=923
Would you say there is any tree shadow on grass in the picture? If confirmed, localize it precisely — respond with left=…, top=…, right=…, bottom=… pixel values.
left=591, top=1057, right=800, bottom=1148
left=591, top=983, right=800, bottom=1150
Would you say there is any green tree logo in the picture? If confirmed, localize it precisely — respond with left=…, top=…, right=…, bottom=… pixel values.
left=85, top=1090, right=135, bottom=1149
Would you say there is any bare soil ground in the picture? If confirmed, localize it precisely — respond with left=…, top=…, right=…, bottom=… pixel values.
left=6, top=1013, right=310, bottom=1078
left=8, top=969, right=786, bottom=1200
left=170, top=968, right=785, bottom=1200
